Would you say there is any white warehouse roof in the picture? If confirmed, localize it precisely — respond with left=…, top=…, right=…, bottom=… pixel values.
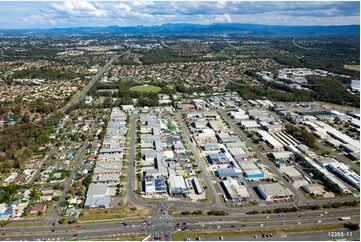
left=257, top=130, right=283, bottom=150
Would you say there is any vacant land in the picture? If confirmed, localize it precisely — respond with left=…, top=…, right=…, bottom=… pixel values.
left=171, top=223, right=348, bottom=241
left=130, top=85, right=161, bottom=93
left=344, top=65, right=360, bottom=71
left=5, top=221, right=47, bottom=228
left=80, top=233, right=149, bottom=241
left=78, top=205, right=152, bottom=222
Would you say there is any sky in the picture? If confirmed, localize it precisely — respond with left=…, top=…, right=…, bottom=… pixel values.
left=0, top=1, right=359, bottom=29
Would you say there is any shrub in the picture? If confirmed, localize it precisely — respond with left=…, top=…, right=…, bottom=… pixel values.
left=344, top=222, right=359, bottom=231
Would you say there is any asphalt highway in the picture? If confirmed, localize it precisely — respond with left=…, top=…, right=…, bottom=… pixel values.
left=3, top=207, right=359, bottom=233
left=60, top=56, right=116, bottom=114
left=1, top=211, right=359, bottom=241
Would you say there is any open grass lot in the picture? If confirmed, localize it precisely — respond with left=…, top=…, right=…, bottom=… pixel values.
left=171, top=223, right=351, bottom=241
left=344, top=65, right=360, bottom=71
left=130, top=85, right=161, bottom=93
left=5, top=221, right=47, bottom=228
left=78, top=205, right=152, bottom=222
left=80, top=233, right=149, bottom=241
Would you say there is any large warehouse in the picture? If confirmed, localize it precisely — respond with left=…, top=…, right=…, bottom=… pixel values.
left=327, top=162, right=360, bottom=190
left=144, top=178, right=167, bottom=196
left=214, top=167, right=243, bottom=177
left=207, top=153, right=230, bottom=165
left=270, top=151, right=294, bottom=162
left=221, top=178, right=250, bottom=199
left=239, top=162, right=264, bottom=179
left=169, top=175, right=189, bottom=195
left=192, top=178, right=203, bottom=195
left=256, top=130, right=283, bottom=150
left=256, top=183, right=289, bottom=201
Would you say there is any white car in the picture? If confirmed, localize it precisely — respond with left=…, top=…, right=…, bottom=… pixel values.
left=316, top=220, right=322, bottom=223
left=259, top=224, right=264, bottom=227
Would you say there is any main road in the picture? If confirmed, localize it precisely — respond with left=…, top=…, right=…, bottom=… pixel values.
left=60, top=56, right=116, bottom=114
left=126, top=113, right=160, bottom=214
left=175, top=112, right=223, bottom=208
left=1, top=209, right=359, bottom=241
left=47, top=114, right=100, bottom=226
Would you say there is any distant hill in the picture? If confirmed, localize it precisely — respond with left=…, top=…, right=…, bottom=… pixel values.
left=1, top=23, right=360, bottom=35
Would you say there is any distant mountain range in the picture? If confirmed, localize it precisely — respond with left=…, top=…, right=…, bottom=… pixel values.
left=1, top=23, right=360, bottom=35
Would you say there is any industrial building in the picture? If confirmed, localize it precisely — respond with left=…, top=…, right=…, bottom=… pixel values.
left=230, top=110, right=248, bottom=120
left=144, top=178, right=167, bottom=196
left=263, top=124, right=282, bottom=133
left=209, top=120, right=228, bottom=132
left=303, top=119, right=360, bottom=154
left=270, top=151, right=294, bottom=162
left=202, top=143, right=219, bottom=151
left=327, top=162, right=360, bottom=190
left=221, top=178, right=250, bottom=199
left=192, top=178, right=203, bottom=195
left=239, top=162, right=264, bottom=179
left=84, top=184, right=113, bottom=209
left=256, top=183, right=289, bottom=201
left=238, top=120, right=260, bottom=130
left=302, top=184, right=325, bottom=196
left=214, top=167, right=243, bottom=177
left=256, top=130, right=283, bottom=150
left=84, top=108, right=126, bottom=209
left=297, top=144, right=317, bottom=158
left=279, top=166, right=309, bottom=188
left=228, top=147, right=247, bottom=157
left=302, top=156, right=348, bottom=193
left=207, top=153, right=230, bottom=165
left=168, top=175, right=189, bottom=195
left=271, top=132, right=300, bottom=146
left=216, top=133, right=240, bottom=144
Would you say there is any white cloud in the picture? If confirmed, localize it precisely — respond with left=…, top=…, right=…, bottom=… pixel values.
left=114, top=3, right=131, bottom=12
left=50, top=2, right=107, bottom=18
left=215, top=14, right=232, bottom=23
left=24, top=14, right=49, bottom=24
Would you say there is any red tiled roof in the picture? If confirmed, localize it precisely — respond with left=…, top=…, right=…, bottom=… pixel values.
left=30, top=205, right=46, bottom=212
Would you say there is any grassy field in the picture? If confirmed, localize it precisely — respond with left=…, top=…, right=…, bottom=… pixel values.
left=78, top=205, right=152, bottom=222
left=80, top=233, right=149, bottom=241
left=168, top=206, right=177, bottom=215
left=171, top=223, right=349, bottom=241
left=5, top=221, right=47, bottom=228
left=130, top=85, right=161, bottom=93
left=344, top=65, right=360, bottom=71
